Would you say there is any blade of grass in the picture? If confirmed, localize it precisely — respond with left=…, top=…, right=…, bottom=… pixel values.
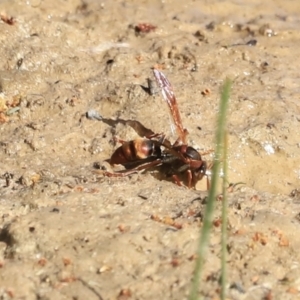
left=189, top=79, right=231, bottom=300
left=221, top=130, right=228, bottom=300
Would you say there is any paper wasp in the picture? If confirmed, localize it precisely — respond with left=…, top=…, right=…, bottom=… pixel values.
left=103, top=69, right=208, bottom=188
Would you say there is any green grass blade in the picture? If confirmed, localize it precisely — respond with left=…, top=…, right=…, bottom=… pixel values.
left=189, top=79, right=231, bottom=300
left=221, top=130, right=228, bottom=300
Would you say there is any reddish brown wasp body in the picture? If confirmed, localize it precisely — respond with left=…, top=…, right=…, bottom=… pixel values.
left=104, top=69, right=207, bottom=188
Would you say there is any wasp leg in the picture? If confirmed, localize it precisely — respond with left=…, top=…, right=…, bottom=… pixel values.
left=113, top=136, right=127, bottom=145
left=200, top=149, right=214, bottom=156
left=186, top=169, right=193, bottom=189
left=103, top=159, right=162, bottom=178
left=146, top=132, right=164, bottom=139
left=172, top=174, right=182, bottom=186
left=205, top=175, right=210, bottom=190
left=205, top=162, right=213, bottom=190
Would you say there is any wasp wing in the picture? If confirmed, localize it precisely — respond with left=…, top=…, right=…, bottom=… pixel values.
left=153, top=69, right=187, bottom=145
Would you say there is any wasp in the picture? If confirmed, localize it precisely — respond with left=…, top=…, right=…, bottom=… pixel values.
left=103, top=69, right=208, bottom=188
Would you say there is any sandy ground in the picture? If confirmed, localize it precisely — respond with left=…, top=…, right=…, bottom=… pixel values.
left=1, top=0, right=300, bottom=299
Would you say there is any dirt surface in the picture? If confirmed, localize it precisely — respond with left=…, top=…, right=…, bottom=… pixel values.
left=1, top=0, right=300, bottom=299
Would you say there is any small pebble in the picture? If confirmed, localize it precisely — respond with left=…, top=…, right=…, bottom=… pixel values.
left=86, top=109, right=103, bottom=121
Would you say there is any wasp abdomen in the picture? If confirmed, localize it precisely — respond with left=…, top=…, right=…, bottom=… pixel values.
left=109, top=138, right=160, bottom=165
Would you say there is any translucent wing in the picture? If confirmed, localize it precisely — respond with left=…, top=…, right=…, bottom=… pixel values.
left=153, top=69, right=187, bottom=145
